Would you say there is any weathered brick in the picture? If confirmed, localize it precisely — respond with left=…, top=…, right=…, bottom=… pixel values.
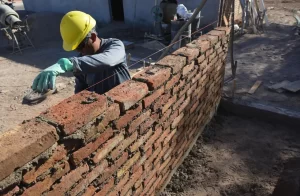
left=130, top=129, right=153, bottom=152
left=93, top=134, right=124, bottom=163
left=143, top=170, right=157, bottom=189
left=69, top=160, right=109, bottom=196
left=144, top=126, right=163, bottom=151
left=160, top=108, right=172, bottom=124
left=144, top=146, right=162, bottom=171
left=179, top=83, right=191, bottom=98
left=111, top=132, right=138, bottom=160
left=190, top=101, right=200, bottom=114
left=187, top=39, right=210, bottom=53
left=172, top=113, right=184, bottom=129
left=207, top=29, right=225, bottom=39
left=205, top=48, right=214, bottom=57
left=41, top=91, right=107, bottom=135
left=200, top=34, right=219, bottom=45
left=47, top=163, right=90, bottom=196
left=163, top=110, right=178, bottom=129
left=113, top=172, right=129, bottom=195
left=128, top=110, right=151, bottom=133
left=106, top=80, right=148, bottom=112
left=139, top=119, right=155, bottom=135
left=133, top=185, right=143, bottom=196
left=187, top=82, right=198, bottom=97
left=208, top=52, right=217, bottom=63
left=179, top=97, right=191, bottom=114
left=115, top=104, right=142, bottom=129
left=121, top=166, right=143, bottom=195
left=143, top=86, right=165, bottom=108
left=153, top=92, right=170, bottom=112
left=142, top=175, right=157, bottom=195
left=0, top=119, right=59, bottom=181
left=72, top=128, right=113, bottom=165
left=197, top=54, right=205, bottom=64
left=117, top=152, right=141, bottom=178
left=162, top=95, right=177, bottom=114
left=164, top=129, right=176, bottom=146
left=132, top=147, right=152, bottom=173
left=3, top=186, right=19, bottom=196
left=82, top=186, right=96, bottom=196
left=100, top=103, right=120, bottom=127
left=23, top=145, right=67, bottom=184
left=173, top=95, right=185, bottom=111
left=191, top=72, right=202, bottom=85
left=133, top=66, right=171, bottom=90
left=198, top=74, right=208, bottom=87
left=165, top=73, right=181, bottom=90
left=156, top=55, right=186, bottom=74
left=22, top=161, right=70, bottom=196
left=172, top=80, right=185, bottom=95
left=182, top=61, right=195, bottom=76
left=95, top=177, right=115, bottom=196
left=148, top=175, right=162, bottom=195
left=154, top=128, right=170, bottom=149
left=173, top=47, right=199, bottom=64
left=186, top=65, right=198, bottom=82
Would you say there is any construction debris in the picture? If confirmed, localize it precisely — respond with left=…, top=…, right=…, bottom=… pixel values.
left=248, top=80, right=262, bottom=94
left=268, top=80, right=300, bottom=93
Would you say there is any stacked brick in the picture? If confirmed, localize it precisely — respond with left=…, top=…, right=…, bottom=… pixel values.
left=0, top=27, right=230, bottom=196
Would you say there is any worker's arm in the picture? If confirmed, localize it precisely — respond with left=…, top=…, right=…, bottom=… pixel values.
left=69, top=39, right=126, bottom=74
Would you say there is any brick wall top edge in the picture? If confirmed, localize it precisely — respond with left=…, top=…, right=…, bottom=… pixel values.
left=105, top=80, right=148, bottom=113
left=40, top=90, right=107, bottom=136
left=0, top=119, right=58, bottom=181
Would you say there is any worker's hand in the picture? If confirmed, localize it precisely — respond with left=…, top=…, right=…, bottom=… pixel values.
left=32, top=58, right=73, bottom=93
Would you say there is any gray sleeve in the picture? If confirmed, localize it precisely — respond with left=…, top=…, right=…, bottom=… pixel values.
left=69, top=39, right=126, bottom=74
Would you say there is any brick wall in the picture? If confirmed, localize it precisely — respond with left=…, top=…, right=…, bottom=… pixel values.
left=0, top=27, right=230, bottom=196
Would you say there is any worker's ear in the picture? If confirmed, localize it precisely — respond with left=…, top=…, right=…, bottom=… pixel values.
left=91, top=33, right=97, bottom=43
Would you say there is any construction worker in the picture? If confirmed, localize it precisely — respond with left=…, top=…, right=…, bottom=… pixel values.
left=31, top=11, right=131, bottom=94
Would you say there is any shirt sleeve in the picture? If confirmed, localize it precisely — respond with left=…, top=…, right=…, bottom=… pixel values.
left=69, top=39, right=126, bottom=74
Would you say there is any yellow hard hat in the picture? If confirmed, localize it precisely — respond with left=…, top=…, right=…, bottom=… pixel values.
left=60, top=11, right=96, bottom=51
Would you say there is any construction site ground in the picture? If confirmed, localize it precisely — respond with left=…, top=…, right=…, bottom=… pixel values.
left=0, top=1, right=300, bottom=195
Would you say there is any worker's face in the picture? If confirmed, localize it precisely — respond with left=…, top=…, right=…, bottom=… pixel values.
left=76, top=33, right=97, bottom=56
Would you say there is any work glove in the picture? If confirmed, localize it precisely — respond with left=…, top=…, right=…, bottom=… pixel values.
left=32, top=58, right=74, bottom=93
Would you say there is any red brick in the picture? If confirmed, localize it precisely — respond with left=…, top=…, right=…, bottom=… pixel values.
left=82, top=186, right=96, bottom=196
left=179, top=83, right=191, bottom=98
left=71, top=128, right=113, bottom=165
left=197, top=54, right=205, bottom=64
left=160, top=108, right=172, bottom=124
left=207, top=29, right=225, bottom=39
left=154, top=146, right=169, bottom=167
left=186, top=65, right=198, bottom=82
left=132, top=148, right=152, bottom=173
left=163, top=129, right=176, bottom=146
left=41, top=91, right=106, bottom=135
left=144, top=126, right=163, bottom=151
left=156, top=55, right=186, bottom=74
left=187, top=39, right=210, bottom=53
left=139, top=119, right=155, bottom=135
left=3, top=186, right=19, bottom=196
left=162, top=94, right=177, bottom=114
left=148, top=175, right=162, bottom=195
left=128, top=110, right=151, bottom=133
left=0, top=119, right=59, bottom=181
left=215, top=41, right=221, bottom=50
left=205, top=48, right=214, bottom=57
left=200, top=59, right=208, bottom=71
left=117, top=152, right=141, bottom=178
left=143, top=86, right=165, bottom=108
left=190, top=101, right=200, bottom=114
left=130, top=129, right=153, bottom=152
left=159, top=157, right=172, bottom=174
left=171, top=113, right=184, bottom=129
left=187, top=82, right=198, bottom=97
left=153, top=92, right=170, bottom=112
left=144, top=146, right=162, bottom=171
left=133, top=185, right=143, bottom=196
left=200, top=34, right=218, bottom=45
left=100, top=103, right=120, bottom=127
left=121, top=166, right=143, bottom=195
left=154, top=129, right=170, bottom=149
left=107, top=189, right=119, bottom=196
left=111, top=132, right=138, bottom=160
left=215, top=26, right=231, bottom=35
left=143, top=169, right=157, bottom=188
left=172, top=79, right=185, bottom=95
left=115, top=104, right=142, bottom=129
left=106, top=80, right=148, bottom=112
left=142, top=175, right=157, bottom=195
left=173, top=47, right=199, bottom=64
left=133, top=66, right=171, bottom=90
left=182, top=61, right=195, bottom=76
left=198, top=74, right=208, bottom=87
left=23, top=145, right=67, bottom=184
left=163, top=110, right=178, bottom=129
left=179, top=97, right=191, bottom=114
left=95, top=177, right=115, bottom=196
left=165, top=72, right=181, bottom=90
left=47, top=163, right=89, bottom=196
left=208, top=52, right=217, bottom=63
left=69, top=160, right=109, bottom=196
left=113, top=172, right=130, bottom=194
left=22, top=160, right=70, bottom=196
left=93, top=134, right=124, bottom=163
left=173, top=95, right=185, bottom=111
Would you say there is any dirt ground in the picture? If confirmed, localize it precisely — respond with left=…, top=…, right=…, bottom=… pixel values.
left=223, top=0, right=300, bottom=111
left=160, top=112, right=300, bottom=196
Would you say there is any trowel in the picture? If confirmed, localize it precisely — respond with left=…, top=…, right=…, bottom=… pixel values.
left=22, top=88, right=57, bottom=105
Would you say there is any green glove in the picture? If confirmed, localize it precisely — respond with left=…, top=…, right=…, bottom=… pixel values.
left=32, top=58, right=74, bottom=93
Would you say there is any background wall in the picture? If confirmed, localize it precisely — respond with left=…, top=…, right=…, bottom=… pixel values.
left=0, top=27, right=230, bottom=196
